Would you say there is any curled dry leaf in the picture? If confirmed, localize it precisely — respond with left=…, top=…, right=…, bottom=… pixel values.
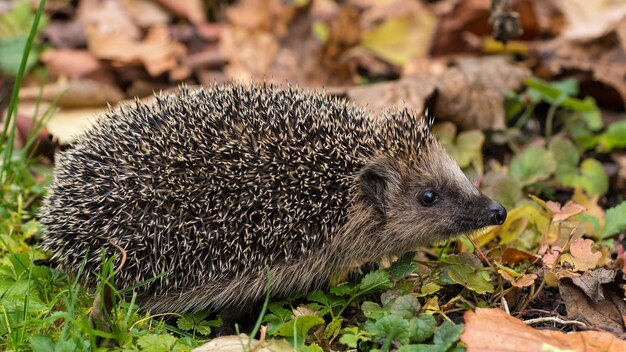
left=462, top=308, right=626, bottom=352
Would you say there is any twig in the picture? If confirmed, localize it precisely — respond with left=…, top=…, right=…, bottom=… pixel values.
left=465, top=235, right=494, bottom=269
left=501, top=296, right=510, bottom=315
left=523, top=316, right=587, bottom=328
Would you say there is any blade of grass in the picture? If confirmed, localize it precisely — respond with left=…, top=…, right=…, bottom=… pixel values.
left=1, top=0, right=46, bottom=181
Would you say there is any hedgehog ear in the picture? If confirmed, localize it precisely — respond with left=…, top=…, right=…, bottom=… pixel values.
left=359, top=160, right=399, bottom=214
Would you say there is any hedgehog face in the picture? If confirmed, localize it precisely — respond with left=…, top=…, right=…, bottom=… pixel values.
left=359, top=145, right=506, bottom=253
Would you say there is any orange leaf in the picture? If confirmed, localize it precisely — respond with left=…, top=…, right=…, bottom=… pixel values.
left=462, top=308, right=626, bottom=352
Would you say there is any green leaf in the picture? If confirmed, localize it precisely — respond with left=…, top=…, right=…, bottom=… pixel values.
left=397, top=345, right=444, bottom=352
left=274, top=315, right=324, bottom=347
left=390, top=251, right=418, bottom=280
left=339, top=327, right=372, bottom=349
left=361, top=301, right=385, bottom=319
left=265, top=305, right=292, bottom=335
left=557, top=158, right=608, bottom=196
left=598, top=120, right=626, bottom=152
left=330, top=282, right=354, bottom=296
left=323, top=317, right=343, bottom=340
left=137, top=334, right=178, bottom=352
left=353, top=270, right=393, bottom=297
left=433, top=321, right=464, bottom=350
left=307, top=290, right=346, bottom=309
left=301, top=343, right=324, bottom=352
left=602, top=201, right=626, bottom=239
left=408, top=314, right=437, bottom=343
left=368, top=315, right=411, bottom=347
left=445, top=265, right=494, bottom=294
left=549, top=137, right=580, bottom=168
left=433, top=123, right=484, bottom=169
left=419, top=282, right=441, bottom=296
left=579, top=214, right=601, bottom=236
left=481, top=171, right=523, bottom=211
left=510, top=146, right=556, bottom=185
left=390, top=295, right=421, bottom=319
left=30, top=336, right=54, bottom=352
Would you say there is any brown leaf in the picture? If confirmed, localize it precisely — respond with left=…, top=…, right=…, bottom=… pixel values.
left=42, top=20, right=88, bottom=49
left=342, top=56, right=530, bottom=130
left=40, top=49, right=103, bottom=78
left=121, top=0, right=171, bottom=28
left=155, top=0, right=206, bottom=25
left=498, top=270, right=537, bottom=288
left=571, top=268, right=617, bottom=302
left=462, top=308, right=626, bottom=352
left=535, top=1, right=626, bottom=110
left=560, top=238, right=602, bottom=272
left=557, top=0, right=626, bottom=41
left=501, top=248, right=541, bottom=265
left=77, top=0, right=140, bottom=40
left=559, top=271, right=626, bottom=334
left=87, top=25, right=186, bottom=77
left=19, top=79, right=124, bottom=108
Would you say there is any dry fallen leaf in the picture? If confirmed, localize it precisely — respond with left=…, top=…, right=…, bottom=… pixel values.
left=121, top=0, right=171, bottom=28
left=557, top=0, right=626, bottom=41
left=359, top=0, right=437, bottom=66
left=155, top=0, right=206, bottom=25
left=462, top=308, right=626, bottom=352
left=559, top=270, right=626, bottom=334
left=19, top=79, right=124, bottom=108
left=501, top=248, right=541, bottom=265
left=87, top=25, right=186, bottom=77
left=191, top=334, right=295, bottom=352
left=536, top=0, right=626, bottom=109
left=541, top=245, right=562, bottom=268
left=498, top=270, right=537, bottom=288
left=342, top=56, right=530, bottom=130
left=560, top=238, right=602, bottom=272
left=40, top=49, right=103, bottom=78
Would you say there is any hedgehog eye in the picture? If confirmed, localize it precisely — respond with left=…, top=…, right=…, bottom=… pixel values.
left=420, top=190, right=439, bottom=206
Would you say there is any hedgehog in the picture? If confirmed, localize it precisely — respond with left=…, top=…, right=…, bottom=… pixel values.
left=40, top=84, right=507, bottom=314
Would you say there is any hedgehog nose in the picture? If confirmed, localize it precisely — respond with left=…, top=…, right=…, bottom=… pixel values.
left=488, top=202, right=507, bottom=225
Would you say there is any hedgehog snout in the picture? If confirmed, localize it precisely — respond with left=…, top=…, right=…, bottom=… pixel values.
left=488, top=202, right=507, bottom=225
